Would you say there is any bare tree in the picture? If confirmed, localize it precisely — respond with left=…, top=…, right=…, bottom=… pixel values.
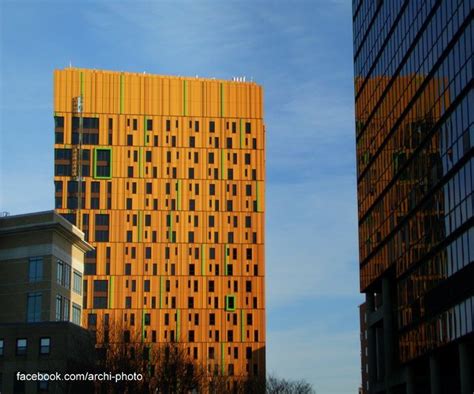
left=265, top=374, right=315, bottom=394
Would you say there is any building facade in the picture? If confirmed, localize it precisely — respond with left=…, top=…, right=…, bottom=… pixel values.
left=0, top=211, right=94, bottom=393
left=0, top=211, right=92, bottom=325
left=53, top=68, right=266, bottom=378
left=353, top=1, right=473, bottom=393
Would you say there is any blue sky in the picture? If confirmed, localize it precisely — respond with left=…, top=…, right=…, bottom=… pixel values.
left=0, top=1, right=362, bottom=392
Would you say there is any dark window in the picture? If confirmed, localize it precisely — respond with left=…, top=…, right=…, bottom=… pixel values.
left=245, top=122, right=251, bottom=133
left=146, top=151, right=152, bottom=162
left=94, top=148, right=111, bottom=178
left=226, top=138, right=233, bottom=149
left=93, top=280, right=108, bottom=309
left=87, top=313, right=97, bottom=327
left=246, top=280, right=252, bottom=292
left=245, top=153, right=251, bottom=165
left=147, top=119, right=153, bottom=131
left=39, top=338, right=50, bottom=355
left=189, top=136, right=195, bottom=148
left=246, top=248, right=253, bottom=260
left=16, top=338, right=27, bottom=355
left=208, top=152, right=214, bottom=164
left=95, top=214, right=109, bottom=242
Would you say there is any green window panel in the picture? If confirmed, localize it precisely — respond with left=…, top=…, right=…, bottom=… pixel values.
left=225, top=295, right=236, bottom=311
left=183, top=80, right=188, bottom=116
left=93, top=147, right=112, bottom=179
left=108, top=276, right=114, bottom=308
left=221, top=342, right=225, bottom=375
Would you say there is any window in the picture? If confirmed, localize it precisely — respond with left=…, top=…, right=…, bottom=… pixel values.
left=125, top=297, right=132, bottom=308
left=16, top=339, right=27, bottom=355
left=144, top=280, right=150, bottom=292
left=93, top=280, right=108, bottom=309
left=72, top=303, right=81, bottom=325
left=209, top=121, right=215, bottom=133
left=246, top=184, right=252, bottom=196
left=147, top=119, right=153, bottom=131
left=60, top=263, right=74, bottom=288
left=94, top=148, right=112, bottom=179
left=209, top=346, right=215, bottom=359
left=57, top=260, right=63, bottom=284
left=39, top=338, right=50, bottom=355
left=245, top=216, right=252, bottom=228
left=87, top=313, right=97, bottom=327
left=73, top=271, right=82, bottom=295
left=246, top=280, right=252, bottom=292
left=246, top=248, right=253, bottom=259
left=209, top=313, right=215, bottom=325
left=247, top=313, right=253, bottom=325
left=225, top=295, right=236, bottom=311
left=245, top=122, right=251, bottom=133
left=38, top=373, right=49, bottom=392
left=28, top=257, right=43, bottom=282
left=27, top=292, right=42, bottom=322
left=0, top=339, right=3, bottom=356
left=95, top=214, right=110, bottom=242
left=144, top=313, right=151, bottom=326
left=245, top=153, right=251, bottom=165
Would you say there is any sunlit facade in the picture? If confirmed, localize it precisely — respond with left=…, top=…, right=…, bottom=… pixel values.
left=53, top=68, right=265, bottom=379
left=353, top=1, right=473, bottom=393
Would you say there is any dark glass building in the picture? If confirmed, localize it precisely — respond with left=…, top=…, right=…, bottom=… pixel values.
left=353, top=1, right=473, bottom=393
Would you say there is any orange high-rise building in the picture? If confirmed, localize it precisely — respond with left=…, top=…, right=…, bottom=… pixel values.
left=53, top=68, right=265, bottom=378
